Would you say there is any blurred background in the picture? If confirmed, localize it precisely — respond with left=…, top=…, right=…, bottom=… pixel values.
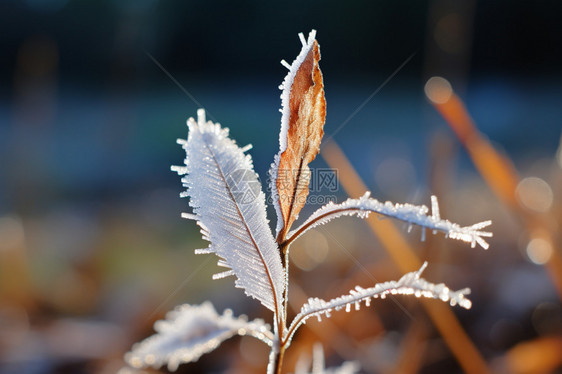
left=1, top=1, right=561, bottom=373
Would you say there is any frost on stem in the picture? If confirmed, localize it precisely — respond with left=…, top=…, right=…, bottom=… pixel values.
left=124, top=302, right=273, bottom=371
left=286, top=262, right=472, bottom=345
left=287, top=192, right=492, bottom=249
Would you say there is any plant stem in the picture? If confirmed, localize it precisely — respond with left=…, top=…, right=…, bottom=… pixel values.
left=269, top=240, right=290, bottom=374
left=281, top=242, right=290, bottom=324
left=272, top=344, right=286, bottom=374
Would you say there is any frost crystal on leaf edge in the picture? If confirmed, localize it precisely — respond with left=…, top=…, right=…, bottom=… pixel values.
left=286, top=262, right=471, bottom=345
left=270, top=30, right=319, bottom=237
left=288, top=192, right=492, bottom=249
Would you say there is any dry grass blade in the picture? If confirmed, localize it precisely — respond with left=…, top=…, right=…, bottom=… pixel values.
left=425, top=76, right=562, bottom=298
left=500, top=336, right=562, bottom=374
left=425, top=77, right=519, bottom=208
left=388, top=321, right=428, bottom=374
left=321, top=140, right=492, bottom=374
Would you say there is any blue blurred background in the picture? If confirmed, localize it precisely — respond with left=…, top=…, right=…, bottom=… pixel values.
left=1, top=1, right=561, bottom=373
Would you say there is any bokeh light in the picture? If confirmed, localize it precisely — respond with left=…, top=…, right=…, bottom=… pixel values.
left=424, top=76, right=453, bottom=104
left=516, top=177, right=553, bottom=213
left=526, top=236, right=553, bottom=265
left=290, top=229, right=329, bottom=271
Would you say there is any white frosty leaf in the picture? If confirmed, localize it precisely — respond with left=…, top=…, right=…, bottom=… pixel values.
left=287, top=262, right=471, bottom=344
left=269, top=30, right=319, bottom=236
left=124, top=302, right=273, bottom=371
left=287, top=192, right=492, bottom=249
left=294, top=343, right=360, bottom=374
left=174, top=109, right=285, bottom=312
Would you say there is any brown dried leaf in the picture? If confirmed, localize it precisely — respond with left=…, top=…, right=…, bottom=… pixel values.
left=273, top=31, right=326, bottom=243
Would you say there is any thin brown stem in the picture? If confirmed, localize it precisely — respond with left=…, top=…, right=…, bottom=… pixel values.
left=273, top=241, right=290, bottom=374
left=273, top=345, right=286, bottom=374
left=282, top=243, right=290, bottom=328
left=282, top=207, right=362, bottom=248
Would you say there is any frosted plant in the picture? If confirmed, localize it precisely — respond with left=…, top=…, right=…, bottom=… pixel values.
left=124, top=30, right=492, bottom=373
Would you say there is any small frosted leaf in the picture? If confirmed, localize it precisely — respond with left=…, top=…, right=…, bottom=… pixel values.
left=124, top=302, right=272, bottom=372
left=287, top=193, right=492, bottom=249
left=288, top=262, right=472, bottom=343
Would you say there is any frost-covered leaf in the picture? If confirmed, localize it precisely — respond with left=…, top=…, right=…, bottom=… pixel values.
left=294, top=343, right=360, bottom=374
left=270, top=29, right=327, bottom=242
left=287, top=262, right=471, bottom=344
left=173, top=109, right=285, bottom=312
left=287, top=192, right=492, bottom=249
left=125, top=302, right=272, bottom=371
